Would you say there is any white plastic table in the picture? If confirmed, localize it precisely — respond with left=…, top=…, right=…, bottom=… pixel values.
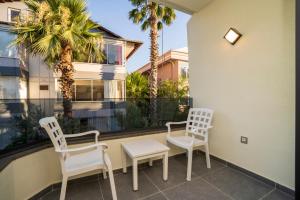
left=121, top=139, right=170, bottom=191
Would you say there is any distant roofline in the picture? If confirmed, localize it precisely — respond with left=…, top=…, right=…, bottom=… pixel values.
left=135, top=48, right=188, bottom=73
left=0, top=20, right=143, bottom=60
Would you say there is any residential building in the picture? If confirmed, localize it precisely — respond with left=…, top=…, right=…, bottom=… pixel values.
left=0, top=0, right=142, bottom=134
left=0, top=1, right=142, bottom=101
left=135, top=47, right=188, bottom=82
left=0, top=0, right=296, bottom=199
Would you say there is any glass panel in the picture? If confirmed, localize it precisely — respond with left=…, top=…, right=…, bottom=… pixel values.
left=10, top=9, right=20, bottom=22
left=100, top=43, right=108, bottom=64
left=75, top=80, right=92, bottom=101
left=8, top=8, right=21, bottom=22
left=92, top=80, right=104, bottom=101
left=0, top=77, right=17, bottom=99
left=0, top=98, right=193, bottom=154
left=107, top=44, right=122, bottom=65
left=0, top=30, right=18, bottom=58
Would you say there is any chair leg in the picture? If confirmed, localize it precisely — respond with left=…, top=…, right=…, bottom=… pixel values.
left=205, top=143, right=211, bottom=168
left=103, top=169, right=107, bottom=179
left=108, top=166, right=117, bottom=200
left=187, top=149, right=193, bottom=181
left=104, top=153, right=117, bottom=200
left=60, top=176, right=68, bottom=200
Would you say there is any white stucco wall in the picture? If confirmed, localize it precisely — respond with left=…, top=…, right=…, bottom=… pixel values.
left=188, top=0, right=295, bottom=189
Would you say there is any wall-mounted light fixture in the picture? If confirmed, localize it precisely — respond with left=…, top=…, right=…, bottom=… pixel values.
left=224, top=28, right=242, bottom=45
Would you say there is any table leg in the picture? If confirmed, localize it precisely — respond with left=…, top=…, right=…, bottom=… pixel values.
left=133, top=159, right=138, bottom=191
left=121, top=146, right=127, bottom=173
left=163, top=152, right=168, bottom=181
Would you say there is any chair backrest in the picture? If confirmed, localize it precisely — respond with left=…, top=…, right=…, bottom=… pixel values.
left=39, top=117, right=68, bottom=153
left=186, top=108, right=214, bottom=140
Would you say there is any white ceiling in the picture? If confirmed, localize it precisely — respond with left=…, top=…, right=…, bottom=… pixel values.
left=153, top=0, right=213, bottom=14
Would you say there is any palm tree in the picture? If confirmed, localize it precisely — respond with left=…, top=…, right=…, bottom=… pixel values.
left=128, top=0, right=176, bottom=123
left=126, top=72, right=149, bottom=98
left=12, top=0, right=103, bottom=117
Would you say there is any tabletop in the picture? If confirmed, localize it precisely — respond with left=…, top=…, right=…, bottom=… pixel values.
left=122, top=139, right=170, bottom=158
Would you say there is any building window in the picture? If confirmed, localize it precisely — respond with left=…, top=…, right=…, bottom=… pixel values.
left=104, top=80, right=124, bottom=99
left=100, top=44, right=123, bottom=65
left=74, top=80, right=92, bottom=101
left=107, top=44, right=122, bottom=65
left=117, top=80, right=124, bottom=99
left=75, top=43, right=123, bottom=65
left=72, top=79, right=124, bottom=101
left=93, top=80, right=105, bottom=101
left=0, top=30, right=18, bottom=58
left=8, top=8, right=21, bottom=23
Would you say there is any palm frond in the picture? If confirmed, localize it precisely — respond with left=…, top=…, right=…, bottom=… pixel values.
left=129, top=0, right=176, bottom=30
left=12, top=0, right=103, bottom=66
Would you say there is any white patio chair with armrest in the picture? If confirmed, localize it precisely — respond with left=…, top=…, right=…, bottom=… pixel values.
left=39, top=117, right=117, bottom=200
left=166, top=108, right=214, bottom=181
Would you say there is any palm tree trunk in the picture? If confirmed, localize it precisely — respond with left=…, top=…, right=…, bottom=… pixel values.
left=57, top=44, right=74, bottom=118
left=149, top=3, right=159, bottom=125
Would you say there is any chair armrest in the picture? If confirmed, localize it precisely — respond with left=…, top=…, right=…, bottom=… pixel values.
left=64, top=130, right=100, bottom=143
left=165, top=121, right=187, bottom=133
left=56, top=142, right=108, bottom=153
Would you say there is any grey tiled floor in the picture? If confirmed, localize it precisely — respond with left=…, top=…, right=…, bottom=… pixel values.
left=40, top=153, right=294, bottom=200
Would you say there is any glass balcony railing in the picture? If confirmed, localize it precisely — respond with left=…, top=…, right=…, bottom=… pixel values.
left=0, top=98, right=192, bottom=156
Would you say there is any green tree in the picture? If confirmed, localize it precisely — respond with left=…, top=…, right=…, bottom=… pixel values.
left=128, top=0, right=176, bottom=124
left=12, top=0, right=103, bottom=117
left=126, top=72, right=149, bottom=98
left=158, top=78, right=189, bottom=98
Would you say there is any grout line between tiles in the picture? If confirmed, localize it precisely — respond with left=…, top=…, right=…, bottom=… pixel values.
left=198, top=165, right=228, bottom=178
left=199, top=176, right=236, bottom=200
left=160, top=181, right=187, bottom=193
left=227, top=166, right=275, bottom=189
left=137, top=191, right=161, bottom=200
left=274, top=184, right=295, bottom=198
left=142, top=171, right=170, bottom=200
left=258, top=188, right=276, bottom=200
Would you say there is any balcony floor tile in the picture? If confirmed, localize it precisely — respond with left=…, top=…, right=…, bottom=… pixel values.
left=262, top=189, right=294, bottom=200
left=100, top=172, right=158, bottom=200
left=38, top=154, right=293, bottom=200
left=202, top=167, right=274, bottom=200
left=142, top=193, right=168, bottom=200
left=163, top=177, right=232, bottom=200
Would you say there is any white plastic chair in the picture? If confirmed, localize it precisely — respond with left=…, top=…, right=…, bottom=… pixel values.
left=39, top=117, right=117, bottom=200
left=166, top=108, right=214, bottom=181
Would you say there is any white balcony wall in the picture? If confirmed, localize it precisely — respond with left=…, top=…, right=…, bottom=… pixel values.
left=188, top=0, right=295, bottom=189
left=0, top=130, right=185, bottom=200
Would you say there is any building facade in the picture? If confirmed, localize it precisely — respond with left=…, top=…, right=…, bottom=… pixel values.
left=0, top=1, right=142, bottom=101
left=135, top=47, right=188, bottom=82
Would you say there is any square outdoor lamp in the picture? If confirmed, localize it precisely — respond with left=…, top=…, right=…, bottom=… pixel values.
left=224, top=28, right=242, bottom=45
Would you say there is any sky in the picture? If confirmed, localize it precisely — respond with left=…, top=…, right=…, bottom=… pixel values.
left=86, top=0, right=191, bottom=72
